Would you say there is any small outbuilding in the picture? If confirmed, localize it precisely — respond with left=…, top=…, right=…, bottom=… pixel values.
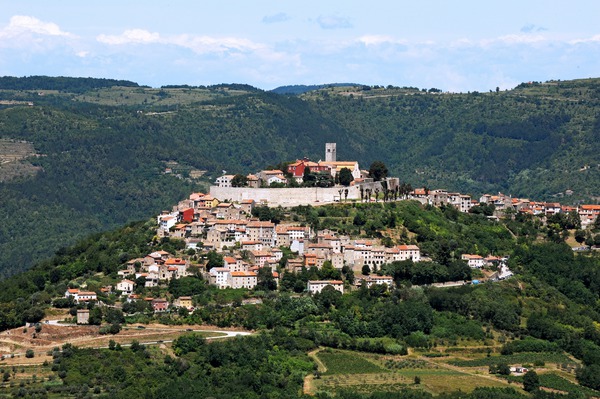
left=76, top=309, right=90, bottom=325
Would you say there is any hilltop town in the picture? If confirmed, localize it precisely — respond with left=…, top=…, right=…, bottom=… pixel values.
left=88, top=144, right=594, bottom=316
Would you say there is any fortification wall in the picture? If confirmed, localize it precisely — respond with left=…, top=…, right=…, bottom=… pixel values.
left=210, top=186, right=361, bottom=207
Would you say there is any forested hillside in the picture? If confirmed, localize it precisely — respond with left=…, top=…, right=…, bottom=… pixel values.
left=0, top=76, right=599, bottom=277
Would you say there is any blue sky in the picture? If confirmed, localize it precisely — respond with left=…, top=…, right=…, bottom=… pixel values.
left=2, top=1, right=600, bottom=92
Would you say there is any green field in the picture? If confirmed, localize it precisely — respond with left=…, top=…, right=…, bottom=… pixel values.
left=449, top=352, right=574, bottom=367
left=314, top=349, right=515, bottom=396
left=538, top=373, right=600, bottom=397
left=318, top=349, right=387, bottom=375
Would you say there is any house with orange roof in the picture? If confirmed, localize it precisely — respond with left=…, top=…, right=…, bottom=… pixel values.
left=157, top=214, right=177, bottom=231
left=158, top=264, right=177, bottom=281
left=196, top=195, right=220, bottom=208
left=286, top=258, right=305, bottom=273
left=320, top=161, right=361, bottom=180
left=246, top=174, right=260, bottom=188
left=462, top=254, right=485, bottom=268
left=164, top=258, right=189, bottom=278
left=173, top=296, right=193, bottom=310
left=579, top=204, right=600, bottom=229
left=65, top=288, right=79, bottom=299
left=544, top=202, right=562, bottom=216
left=410, top=188, right=429, bottom=199
left=151, top=298, right=169, bottom=312
left=287, top=159, right=333, bottom=183
left=189, top=192, right=205, bottom=201
left=249, top=250, right=272, bottom=267
left=230, top=271, right=258, bottom=289
left=64, top=288, right=97, bottom=303
left=304, top=253, right=321, bottom=268
left=241, top=240, right=263, bottom=252
left=223, top=256, right=237, bottom=269
left=276, top=225, right=310, bottom=247
left=239, top=198, right=256, bottom=213
left=385, top=245, right=421, bottom=263
left=214, top=202, right=241, bottom=220
left=318, top=233, right=342, bottom=253
left=171, top=224, right=189, bottom=239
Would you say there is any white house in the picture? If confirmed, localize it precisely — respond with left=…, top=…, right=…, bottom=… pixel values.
left=116, top=279, right=135, bottom=295
left=64, top=288, right=97, bottom=303
left=359, top=275, right=394, bottom=288
left=209, top=267, right=231, bottom=289
left=462, top=254, right=485, bottom=268
left=215, top=175, right=235, bottom=187
left=157, top=215, right=177, bottom=231
left=307, top=280, right=344, bottom=294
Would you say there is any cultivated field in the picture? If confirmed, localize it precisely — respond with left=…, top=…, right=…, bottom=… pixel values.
left=0, top=139, right=41, bottom=182
left=306, top=346, right=599, bottom=397
left=0, top=322, right=245, bottom=367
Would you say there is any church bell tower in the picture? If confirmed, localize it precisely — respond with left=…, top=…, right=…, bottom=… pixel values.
left=325, top=143, right=336, bottom=162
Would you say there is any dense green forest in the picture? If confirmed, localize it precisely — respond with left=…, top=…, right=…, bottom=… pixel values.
left=0, top=76, right=599, bottom=278
left=1, top=200, right=600, bottom=397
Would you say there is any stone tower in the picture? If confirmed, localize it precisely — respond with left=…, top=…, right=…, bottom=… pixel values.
left=325, top=143, right=336, bottom=162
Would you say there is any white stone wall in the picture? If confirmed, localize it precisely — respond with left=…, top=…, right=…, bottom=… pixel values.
left=210, top=186, right=361, bottom=207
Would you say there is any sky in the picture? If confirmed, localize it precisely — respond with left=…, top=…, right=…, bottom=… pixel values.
left=2, top=1, right=600, bottom=92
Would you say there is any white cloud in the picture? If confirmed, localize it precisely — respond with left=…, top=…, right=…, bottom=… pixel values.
left=0, top=15, right=71, bottom=38
left=97, top=29, right=160, bottom=45
left=96, top=29, right=288, bottom=61
left=357, top=35, right=400, bottom=46
left=173, top=34, right=264, bottom=54
left=491, top=34, right=546, bottom=45
left=569, top=34, right=600, bottom=44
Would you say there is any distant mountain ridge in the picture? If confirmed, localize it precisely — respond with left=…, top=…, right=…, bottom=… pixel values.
left=0, top=75, right=140, bottom=93
left=271, top=83, right=360, bottom=94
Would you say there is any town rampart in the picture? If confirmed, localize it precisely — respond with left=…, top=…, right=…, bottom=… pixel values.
left=210, top=186, right=361, bottom=206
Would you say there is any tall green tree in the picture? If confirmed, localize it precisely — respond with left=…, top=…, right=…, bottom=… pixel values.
left=231, top=174, right=248, bottom=187
left=256, top=266, right=277, bottom=291
left=368, top=161, right=388, bottom=181
left=522, top=370, right=540, bottom=392
left=338, top=167, right=354, bottom=186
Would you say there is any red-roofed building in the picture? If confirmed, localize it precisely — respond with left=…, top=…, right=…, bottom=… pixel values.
left=287, top=159, right=332, bottom=182
left=580, top=205, right=600, bottom=229
left=151, top=298, right=169, bottom=312
left=230, top=271, right=258, bottom=289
